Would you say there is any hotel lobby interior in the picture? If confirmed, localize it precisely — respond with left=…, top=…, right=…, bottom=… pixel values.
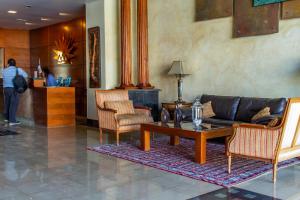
left=1, top=0, right=300, bottom=199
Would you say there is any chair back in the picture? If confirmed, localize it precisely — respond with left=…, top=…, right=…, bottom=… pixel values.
left=279, top=98, right=300, bottom=150
left=95, top=90, right=129, bottom=108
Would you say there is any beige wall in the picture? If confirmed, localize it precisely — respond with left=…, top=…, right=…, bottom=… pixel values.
left=148, top=0, right=300, bottom=103
left=86, top=0, right=300, bottom=119
left=86, top=0, right=119, bottom=120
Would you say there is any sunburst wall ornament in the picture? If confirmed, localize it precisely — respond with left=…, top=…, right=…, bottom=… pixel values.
left=53, top=34, right=77, bottom=65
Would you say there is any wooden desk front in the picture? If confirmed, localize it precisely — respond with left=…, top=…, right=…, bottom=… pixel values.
left=34, top=87, right=75, bottom=128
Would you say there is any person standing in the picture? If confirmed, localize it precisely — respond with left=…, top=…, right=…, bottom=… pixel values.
left=2, top=58, right=28, bottom=126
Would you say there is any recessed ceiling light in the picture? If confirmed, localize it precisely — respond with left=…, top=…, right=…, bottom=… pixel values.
left=8, top=10, right=17, bottom=14
left=25, top=22, right=34, bottom=25
left=17, top=18, right=27, bottom=22
left=41, top=17, right=50, bottom=21
left=59, top=12, right=70, bottom=16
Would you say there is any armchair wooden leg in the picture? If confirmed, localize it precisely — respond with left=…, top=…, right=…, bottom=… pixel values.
left=116, top=131, right=120, bottom=146
left=273, top=163, right=278, bottom=183
left=99, top=128, right=103, bottom=144
left=228, top=154, right=232, bottom=174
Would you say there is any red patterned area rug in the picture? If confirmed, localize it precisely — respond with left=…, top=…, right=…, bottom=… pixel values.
left=87, top=138, right=300, bottom=187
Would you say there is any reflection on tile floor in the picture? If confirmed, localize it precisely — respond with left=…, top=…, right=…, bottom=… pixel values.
left=188, top=187, right=281, bottom=200
left=0, top=123, right=299, bottom=200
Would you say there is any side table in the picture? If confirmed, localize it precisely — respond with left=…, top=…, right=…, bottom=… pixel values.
left=161, top=102, right=192, bottom=120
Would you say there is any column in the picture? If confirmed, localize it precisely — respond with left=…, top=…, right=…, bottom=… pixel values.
left=136, top=0, right=154, bottom=89
left=118, top=0, right=135, bottom=89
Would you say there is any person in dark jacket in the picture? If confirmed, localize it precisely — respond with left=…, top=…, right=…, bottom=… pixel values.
left=2, top=58, right=28, bottom=126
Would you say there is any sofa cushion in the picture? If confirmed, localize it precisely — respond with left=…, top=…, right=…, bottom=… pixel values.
left=202, top=118, right=235, bottom=127
left=203, top=101, right=216, bottom=118
left=268, top=117, right=280, bottom=127
left=235, top=97, right=286, bottom=122
left=116, top=113, right=153, bottom=126
left=105, top=100, right=135, bottom=115
left=200, top=94, right=240, bottom=121
left=251, top=107, right=271, bottom=121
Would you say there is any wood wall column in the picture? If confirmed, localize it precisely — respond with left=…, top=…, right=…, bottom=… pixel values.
left=137, top=0, right=153, bottom=89
left=118, top=0, right=135, bottom=89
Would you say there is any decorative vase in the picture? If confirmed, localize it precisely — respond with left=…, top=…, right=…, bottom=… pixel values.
left=192, top=98, right=203, bottom=128
left=161, top=108, right=170, bottom=124
left=174, top=104, right=183, bottom=128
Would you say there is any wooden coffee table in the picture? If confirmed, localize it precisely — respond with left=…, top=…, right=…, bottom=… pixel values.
left=140, top=122, right=233, bottom=164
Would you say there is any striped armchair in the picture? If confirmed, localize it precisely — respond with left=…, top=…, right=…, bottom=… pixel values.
left=95, top=90, right=153, bottom=145
left=228, top=98, right=300, bottom=183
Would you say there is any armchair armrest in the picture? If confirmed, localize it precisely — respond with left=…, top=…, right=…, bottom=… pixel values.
left=229, top=123, right=282, bottom=159
left=134, top=105, right=152, bottom=116
left=233, top=122, right=281, bottom=130
left=134, top=105, right=152, bottom=111
left=233, top=123, right=267, bottom=129
left=96, top=104, right=118, bottom=130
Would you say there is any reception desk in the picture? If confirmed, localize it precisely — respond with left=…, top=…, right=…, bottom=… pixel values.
left=0, top=84, right=75, bottom=128
left=33, top=87, right=75, bottom=127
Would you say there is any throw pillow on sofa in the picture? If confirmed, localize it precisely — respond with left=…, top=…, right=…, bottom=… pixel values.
left=203, top=101, right=216, bottom=118
left=104, top=100, right=135, bottom=114
left=251, top=107, right=271, bottom=121
left=267, top=117, right=281, bottom=127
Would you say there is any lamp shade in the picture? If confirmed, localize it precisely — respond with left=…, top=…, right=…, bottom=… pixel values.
left=168, top=61, right=190, bottom=76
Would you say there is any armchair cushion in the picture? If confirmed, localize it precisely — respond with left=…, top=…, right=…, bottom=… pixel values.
left=104, top=100, right=135, bottom=115
left=116, top=113, right=153, bottom=126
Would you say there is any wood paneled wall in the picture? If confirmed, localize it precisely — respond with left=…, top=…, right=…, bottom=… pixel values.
left=30, top=18, right=86, bottom=117
left=0, top=29, right=30, bottom=72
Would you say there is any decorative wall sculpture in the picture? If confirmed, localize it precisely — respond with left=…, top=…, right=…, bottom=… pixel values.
left=282, top=0, right=300, bottom=19
left=234, top=0, right=279, bottom=38
left=195, top=0, right=233, bottom=21
left=253, top=0, right=287, bottom=7
left=88, top=27, right=100, bottom=88
left=53, top=35, right=77, bottom=65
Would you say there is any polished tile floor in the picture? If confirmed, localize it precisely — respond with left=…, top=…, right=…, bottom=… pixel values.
left=0, top=124, right=299, bottom=200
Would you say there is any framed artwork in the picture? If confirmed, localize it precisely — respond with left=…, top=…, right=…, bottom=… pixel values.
left=282, top=0, right=300, bottom=19
left=234, top=0, right=279, bottom=38
left=195, top=0, right=233, bottom=21
left=88, top=27, right=101, bottom=88
left=253, top=0, right=287, bottom=7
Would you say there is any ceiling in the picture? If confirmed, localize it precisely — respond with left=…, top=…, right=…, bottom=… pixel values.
left=0, top=0, right=94, bottom=30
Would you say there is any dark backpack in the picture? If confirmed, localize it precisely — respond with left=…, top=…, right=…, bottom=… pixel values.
left=13, top=68, right=28, bottom=93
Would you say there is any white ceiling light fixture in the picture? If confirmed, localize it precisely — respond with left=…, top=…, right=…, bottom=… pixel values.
left=25, top=22, right=34, bottom=25
left=17, top=18, right=27, bottom=22
left=41, top=17, right=51, bottom=21
left=59, top=12, right=71, bottom=16
left=8, top=10, right=17, bottom=14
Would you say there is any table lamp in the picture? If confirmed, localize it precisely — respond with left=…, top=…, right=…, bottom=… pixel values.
left=168, top=61, right=190, bottom=103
